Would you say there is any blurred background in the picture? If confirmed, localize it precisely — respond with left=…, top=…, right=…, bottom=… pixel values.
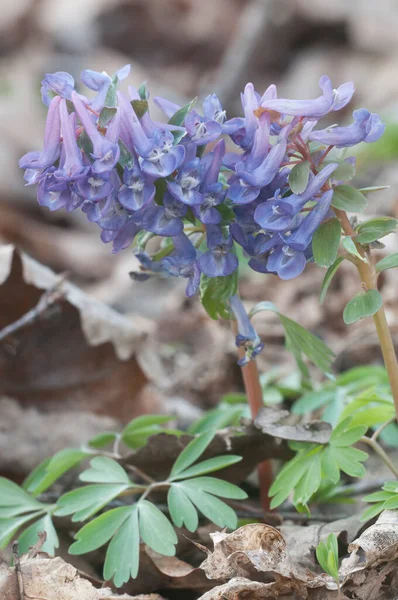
left=1, top=0, right=398, bottom=423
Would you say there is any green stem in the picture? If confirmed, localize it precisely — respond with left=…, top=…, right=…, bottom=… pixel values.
left=360, top=436, right=398, bottom=478
left=335, top=209, right=398, bottom=421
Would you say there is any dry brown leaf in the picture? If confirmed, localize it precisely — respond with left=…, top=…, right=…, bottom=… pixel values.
left=200, top=523, right=331, bottom=598
left=0, top=245, right=162, bottom=421
left=197, top=577, right=279, bottom=600
left=340, top=510, right=398, bottom=580
left=254, top=407, right=332, bottom=444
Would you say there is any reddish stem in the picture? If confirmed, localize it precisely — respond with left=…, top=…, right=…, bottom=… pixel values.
left=236, top=344, right=273, bottom=513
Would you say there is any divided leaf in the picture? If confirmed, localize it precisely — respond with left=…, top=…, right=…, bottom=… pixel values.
left=79, top=457, right=131, bottom=484
left=55, top=483, right=130, bottom=521
left=122, top=414, right=173, bottom=449
left=22, top=449, right=88, bottom=496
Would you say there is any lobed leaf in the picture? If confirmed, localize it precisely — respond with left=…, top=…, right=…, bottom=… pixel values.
left=343, top=290, right=382, bottom=324
left=312, top=218, right=341, bottom=268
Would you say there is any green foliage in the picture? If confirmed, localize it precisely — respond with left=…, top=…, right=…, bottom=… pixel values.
left=121, top=414, right=174, bottom=449
left=0, top=477, right=58, bottom=553
left=355, top=217, right=398, bottom=244
left=292, top=365, right=393, bottom=427
left=319, top=257, right=345, bottom=304
left=332, top=185, right=367, bottom=212
left=200, top=271, right=238, bottom=319
left=269, top=418, right=368, bottom=511
left=289, top=161, right=310, bottom=194
left=23, top=448, right=88, bottom=496
left=312, top=218, right=341, bottom=268
left=375, top=252, right=398, bottom=274
left=362, top=481, right=398, bottom=521
left=249, top=302, right=335, bottom=377
left=343, top=290, right=383, bottom=324
left=316, top=533, right=339, bottom=582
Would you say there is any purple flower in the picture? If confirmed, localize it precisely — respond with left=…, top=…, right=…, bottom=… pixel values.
left=281, top=189, right=334, bottom=251
left=140, top=193, right=186, bottom=236
left=167, top=158, right=204, bottom=206
left=162, top=234, right=200, bottom=297
left=228, top=124, right=290, bottom=205
left=72, top=91, right=120, bottom=173
left=229, top=295, right=264, bottom=366
left=19, top=96, right=62, bottom=170
left=139, top=130, right=185, bottom=179
left=118, top=164, right=155, bottom=211
left=202, top=94, right=238, bottom=135
left=254, top=162, right=338, bottom=230
left=55, top=99, right=90, bottom=180
left=41, top=72, right=76, bottom=106
left=309, top=109, right=385, bottom=147
left=266, top=244, right=307, bottom=279
left=77, top=172, right=115, bottom=201
left=260, top=76, right=354, bottom=119
left=184, top=109, right=222, bottom=146
left=101, top=217, right=139, bottom=253
left=198, top=225, right=238, bottom=277
left=81, top=64, right=130, bottom=112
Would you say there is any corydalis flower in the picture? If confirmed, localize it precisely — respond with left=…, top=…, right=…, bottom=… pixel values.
left=260, top=75, right=354, bottom=119
left=309, top=109, right=385, bottom=147
left=198, top=225, right=238, bottom=277
left=229, top=295, right=264, bottom=366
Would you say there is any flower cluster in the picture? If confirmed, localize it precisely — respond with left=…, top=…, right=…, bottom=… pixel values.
left=19, top=66, right=384, bottom=362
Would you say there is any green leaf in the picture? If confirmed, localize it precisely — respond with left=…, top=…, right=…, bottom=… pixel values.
left=292, top=389, right=336, bottom=415
left=69, top=507, right=131, bottom=554
left=122, top=415, right=172, bottom=449
left=0, top=512, right=43, bottom=549
left=312, top=219, right=341, bottom=267
left=316, top=541, right=329, bottom=571
left=278, top=314, right=335, bottom=375
left=0, top=477, right=43, bottom=509
left=131, top=99, right=149, bottom=119
left=363, top=490, right=394, bottom=503
left=330, top=160, right=355, bottom=181
left=342, top=236, right=365, bottom=261
left=321, top=447, right=340, bottom=484
left=167, top=486, right=198, bottom=532
left=359, top=186, right=390, bottom=194
left=199, top=272, right=238, bottom=320
left=330, top=419, right=367, bottom=446
left=332, top=185, right=367, bottom=212
left=138, top=81, right=148, bottom=100
left=269, top=448, right=320, bottom=508
left=170, top=455, right=242, bottom=480
left=79, top=457, right=130, bottom=485
left=22, top=458, right=52, bottom=495
left=55, top=483, right=130, bottom=521
left=182, top=488, right=238, bottom=529
left=98, top=107, right=117, bottom=128
left=330, top=446, right=368, bottom=478
left=138, top=500, right=177, bottom=555
left=18, top=515, right=59, bottom=555
left=383, top=495, right=398, bottom=509
left=188, top=405, right=245, bottom=434
left=87, top=432, right=117, bottom=449
left=168, top=99, right=196, bottom=127
left=343, top=290, right=383, bottom=324
left=289, top=161, right=310, bottom=194
left=375, top=252, right=398, bottom=274
left=383, top=481, right=398, bottom=492
left=24, top=449, right=87, bottom=496
left=293, top=452, right=322, bottom=506
left=180, top=477, right=247, bottom=500
left=320, top=257, right=344, bottom=304
left=355, top=218, right=398, bottom=244
left=104, top=75, right=119, bottom=108
left=361, top=502, right=386, bottom=522
left=170, top=431, right=214, bottom=477
left=104, top=508, right=140, bottom=586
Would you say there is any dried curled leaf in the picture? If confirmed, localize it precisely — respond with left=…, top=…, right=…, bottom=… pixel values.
left=254, top=407, right=332, bottom=444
